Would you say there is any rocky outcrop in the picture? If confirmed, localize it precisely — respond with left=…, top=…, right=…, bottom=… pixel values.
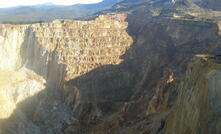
left=0, top=13, right=132, bottom=88
left=1, top=1, right=221, bottom=134
left=64, top=9, right=221, bottom=134
left=0, top=69, right=45, bottom=119
left=0, top=13, right=133, bottom=134
left=164, top=55, right=221, bottom=134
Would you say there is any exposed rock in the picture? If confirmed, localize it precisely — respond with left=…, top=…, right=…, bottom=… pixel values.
left=0, top=1, right=221, bottom=134
left=164, top=55, right=221, bottom=134
left=0, top=69, right=45, bottom=119
left=0, top=13, right=133, bottom=134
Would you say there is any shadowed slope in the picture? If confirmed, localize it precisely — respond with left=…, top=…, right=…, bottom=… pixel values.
left=1, top=3, right=221, bottom=134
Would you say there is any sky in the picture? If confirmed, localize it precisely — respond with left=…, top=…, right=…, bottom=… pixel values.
left=0, top=0, right=103, bottom=8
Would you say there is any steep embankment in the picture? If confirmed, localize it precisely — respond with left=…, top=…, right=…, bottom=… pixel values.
left=0, top=13, right=133, bottom=134
left=164, top=55, right=221, bottom=134
left=85, top=11, right=221, bottom=133
left=0, top=13, right=132, bottom=89
left=0, top=4, right=221, bottom=134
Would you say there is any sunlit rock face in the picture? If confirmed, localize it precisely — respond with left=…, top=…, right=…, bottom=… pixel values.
left=0, top=13, right=133, bottom=134
left=5, top=13, right=132, bottom=90
left=0, top=25, right=46, bottom=119
left=0, top=12, right=132, bottom=93
left=0, top=2, right=221, bottom=133
left=0, top=26, right=27, bottom=70
left=0, top=69, right=45, bottom=119
left=33, top=14, right=132, bottom=81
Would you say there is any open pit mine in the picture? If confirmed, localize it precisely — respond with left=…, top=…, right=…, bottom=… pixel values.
left=1, top=0, right=221, bottom=134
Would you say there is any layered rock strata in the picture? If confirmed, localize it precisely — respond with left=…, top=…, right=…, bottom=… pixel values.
left=1, top=4, right=221, bottom=134
left=164, top=55, right=221, bottom=134
left=0, top=13, right=132, bottom=89
left=0, top=13, right=133, bottom=134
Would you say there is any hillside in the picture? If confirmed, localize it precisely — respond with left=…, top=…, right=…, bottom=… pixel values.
left=0, top=0, right=221, bottom=134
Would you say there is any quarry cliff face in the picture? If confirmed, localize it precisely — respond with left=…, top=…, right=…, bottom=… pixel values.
left=0, top=13, right=133, bottom=134
left=0, top=13, right=132, bottom=89
left=1, top=4, right=221, bottom=134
